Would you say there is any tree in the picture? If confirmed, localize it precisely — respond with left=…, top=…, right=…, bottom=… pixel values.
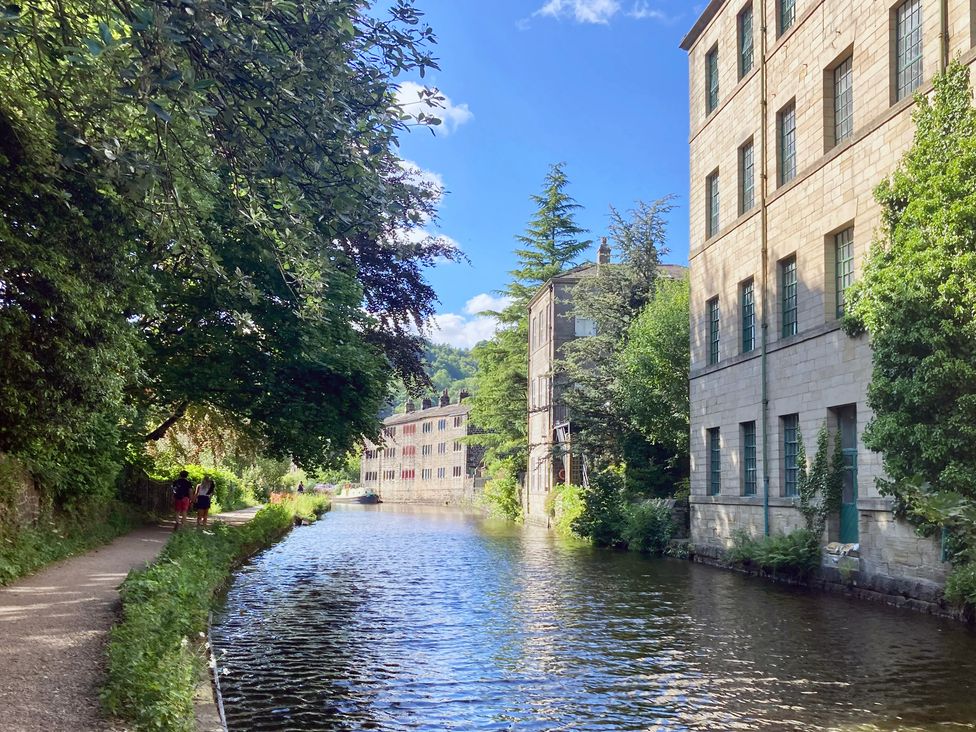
left=559, top=199, right=681, bottom=489
left=844, top=61, right=976, bottom=602
left=618, top=277, right=690, bottom=463
left=471, top=163, right=591, bottom=471
left=0, top=1, right=455, bottom=485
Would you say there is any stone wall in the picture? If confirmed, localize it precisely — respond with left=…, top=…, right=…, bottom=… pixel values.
left=0, top=455, right=41, bottom=533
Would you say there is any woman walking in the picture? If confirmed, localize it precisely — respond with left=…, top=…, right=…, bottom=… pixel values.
left=194, top=475, right=215, bottom=527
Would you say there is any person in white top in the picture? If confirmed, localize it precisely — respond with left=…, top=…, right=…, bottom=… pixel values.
left=193, top=475, right=215, bottom=527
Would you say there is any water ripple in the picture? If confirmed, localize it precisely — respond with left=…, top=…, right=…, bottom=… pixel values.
left=211, top=505, right=976, bottom=731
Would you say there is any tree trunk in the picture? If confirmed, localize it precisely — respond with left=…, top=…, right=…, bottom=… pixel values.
left=143, top=401, right=189, bottom=442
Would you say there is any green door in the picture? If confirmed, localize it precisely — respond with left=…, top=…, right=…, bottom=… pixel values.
left=838, top=406, right=859, bottom=543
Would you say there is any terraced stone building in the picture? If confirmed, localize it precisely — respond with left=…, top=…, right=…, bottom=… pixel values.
left=681, top=0, right=975, bottom=592
left=360, top=391, right=485, bottom=505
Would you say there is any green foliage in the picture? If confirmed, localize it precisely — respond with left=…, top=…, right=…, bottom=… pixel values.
left=796, top=425, right=845, bottom=538
left=0, top=500, right=143, bottom=586
left=102, top=499, right=328, bottom=731
left=387, top=344, right=478, bottom=413
left=620, top=499, right=674, bottom=554
left=482, top=459, right=523, bottom=522
left=945, top=562, right=976, bottom=606
left=152, top=464, right=257, bottom=513
left=572, top=468, right=627, bottom=547
left=619, top=277, right=691, bottom=461
left=547, top=483, right=585, bottom=539
left=842, top=62, right=976, bottom=607
left=727, top=529, right=821, bottom=575
left=472, top=163, right=590, bottom=470
left=1, top=0, right=455, bottom=514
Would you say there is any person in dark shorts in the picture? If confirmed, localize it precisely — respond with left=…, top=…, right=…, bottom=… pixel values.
left=172, top=470, right=193, bottom=530
left=297, top=481, right=305, bottom=494
left=194, top=475, right=215, bottom=527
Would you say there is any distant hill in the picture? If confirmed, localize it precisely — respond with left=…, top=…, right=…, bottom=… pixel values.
left=382, top=343, right=478, bottom=417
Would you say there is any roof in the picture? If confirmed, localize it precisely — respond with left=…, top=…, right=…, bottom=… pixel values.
left=383, top=401, right=471, bottom=426
left=659, top=263, right=689, bottom=280
left=679, top=0, right=725, bottom=51
left=528, top=261, right=688, bottom=310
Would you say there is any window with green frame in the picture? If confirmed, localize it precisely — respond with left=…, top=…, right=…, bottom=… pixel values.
left=778, top=0, right=795, bottom=36
left=781, top=256, right=797, bottom=337
left=782, top=414, right=799, bottom=496
left=738, top=5, right=754, bottom=79
left=741, top=279, right=755, bottom=353
left=739, top=140, right=755, bottom=214
left=708, top=297, right=720, bottom=365
left=742, top=421, right=757, bottom=495
left=895, top=0, right=923, bottom=101
left=835, top=228, right=854, bottom=317
left=708, top=428, right=721, bottom=495
left=706, top=45, right=719, bottom=114
left=778, top=102, right=797, bottom=185
left=706, top=171, right=720, bottom=238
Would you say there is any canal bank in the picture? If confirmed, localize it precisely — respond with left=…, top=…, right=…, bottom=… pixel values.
left=212, top=504, right=976, bottom=731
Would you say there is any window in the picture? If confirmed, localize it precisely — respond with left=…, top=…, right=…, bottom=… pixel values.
left=781, top=256, right=797, bottom=337
left=707, top=297, right=720, bottom=365
left=383, top=469, right=395, bottom=480
left=783, top=414, right=799, bottom=496
left=895, top=0, right=923, bottom=101
left=835, top=228, right=854, bottom=317
left=741, top=279, right=755, bottom=353
left=421, top=444, right=432, bottom=456
left=574, top=317, right=596, bottom=337
left=437, top=442, right=446, bottom=455
left=437, top=467, right=446, bottom=479
left=454, top=416, right=464, bottom=428
left=705, top=45, right=719, bottom=114
left=739, top=141, right=754, bottom=214
left=707, top=428, right=721, bottom=495
left=438, top=418, right=447, bottom=431
left=383, top=426, right=396, bottom=437
left=364, top=471, right=377, bottom=482
left=403, top=446, right=416, bottom=457
left=742, top=422, right=757, bottom=496
left=386, top=447, right=396, bottom=459
left=738, top=5, right=754, bottom=78
left=833, top=56, right=854, bottom=145
left=453, top=466, right=463, bottom=478
left=401, top=469, right=415, bottom=481
left=421, top=468, right=432, bottom=480
left=778, top=0, right=795, bottom=36
left=706, top=171, right=720, bottom=238
left=530, top=379, right=536, bottom=409
left=422, top=421, right=432, bottom=434
left=454, top=440, right=462, bottom=452
left=778, top=103, right=797, bottom=185
left=403, top=424, right=416, bottom=436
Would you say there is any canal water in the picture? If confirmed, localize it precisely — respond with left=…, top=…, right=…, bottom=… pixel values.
left=211, top=504, right=976, bottom=731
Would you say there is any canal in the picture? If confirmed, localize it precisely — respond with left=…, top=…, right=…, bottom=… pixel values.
left=211, top=504, right=976, bottom=731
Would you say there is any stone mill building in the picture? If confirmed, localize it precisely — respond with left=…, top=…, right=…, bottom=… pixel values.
left=681, top=0, right=976, bottom=595
left=360, top=390, right=485, bottom=505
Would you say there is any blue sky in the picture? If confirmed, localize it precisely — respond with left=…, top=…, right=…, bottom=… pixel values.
left=394, top=0, right=699, bottom=348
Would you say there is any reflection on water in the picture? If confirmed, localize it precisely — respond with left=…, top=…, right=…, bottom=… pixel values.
left=211, top=504, right=976, bottom=731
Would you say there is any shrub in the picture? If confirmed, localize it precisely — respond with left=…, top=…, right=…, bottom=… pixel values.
left=945, top=562, right=976, bottom=607
left=573, top=469, right=627, bottom=547
left=102, top=499, right=329, bottom=730
left=548, top=483, right=585, bottom=539
left=154, top=464, right=258, bottom=513
left=621, top=499, right=674, bottom=554
left=482, top=460, right=522, bottom=522
left=727, top=529, right=821, bottom=575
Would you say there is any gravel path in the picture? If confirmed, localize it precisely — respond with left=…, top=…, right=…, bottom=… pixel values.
left=0, top=507, right=261, bottom=731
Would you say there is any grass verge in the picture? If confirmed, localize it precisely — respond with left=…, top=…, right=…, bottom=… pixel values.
left=101, top=494, right=329, bottom=731
left=0, top=500, right=144, bottom=586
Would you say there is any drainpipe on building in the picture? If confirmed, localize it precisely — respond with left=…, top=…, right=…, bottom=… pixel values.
left=939, top=0, right=949, bottom=72
left=760, top=0, right=771, bottom=537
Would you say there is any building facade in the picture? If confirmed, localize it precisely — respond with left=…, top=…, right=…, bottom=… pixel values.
left=525, top=246, right=687, bottom=526
left=681, top=0, right=975, bottom=589
left=360, top=391, right=484, bottom=505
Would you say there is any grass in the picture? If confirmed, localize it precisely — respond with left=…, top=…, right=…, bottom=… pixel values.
left=0, top=500, right=144, bottom=586
left=101, top=494, right=329, bottom=731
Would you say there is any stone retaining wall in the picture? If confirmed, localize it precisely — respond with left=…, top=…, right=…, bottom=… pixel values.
left=0, top=455, right=42, bottom=533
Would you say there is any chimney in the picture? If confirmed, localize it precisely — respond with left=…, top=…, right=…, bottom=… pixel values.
left=457, top=389, right=470, bottom=403
left=439, top=388, right=450, bottom=407
left=421, top=397, right=433, bottom=410
left=598, top=237, right=611, bottom=265
left=405, top=399, right=416, bottom=413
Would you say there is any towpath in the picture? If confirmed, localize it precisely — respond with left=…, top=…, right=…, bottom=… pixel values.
left=0, top=506, right=260, bottom=731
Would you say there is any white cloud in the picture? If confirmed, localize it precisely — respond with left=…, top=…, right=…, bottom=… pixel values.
left=400, top=159, right=445, bottom=199
left=628, top=1, right=678, bottom=22
left=395, top=81, right=473, bottom=136
left=534, top=0, right=620, bottom=24
left=464, top=293, right=512, bottom=315
left=428, top=312, right=501, bottom=350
